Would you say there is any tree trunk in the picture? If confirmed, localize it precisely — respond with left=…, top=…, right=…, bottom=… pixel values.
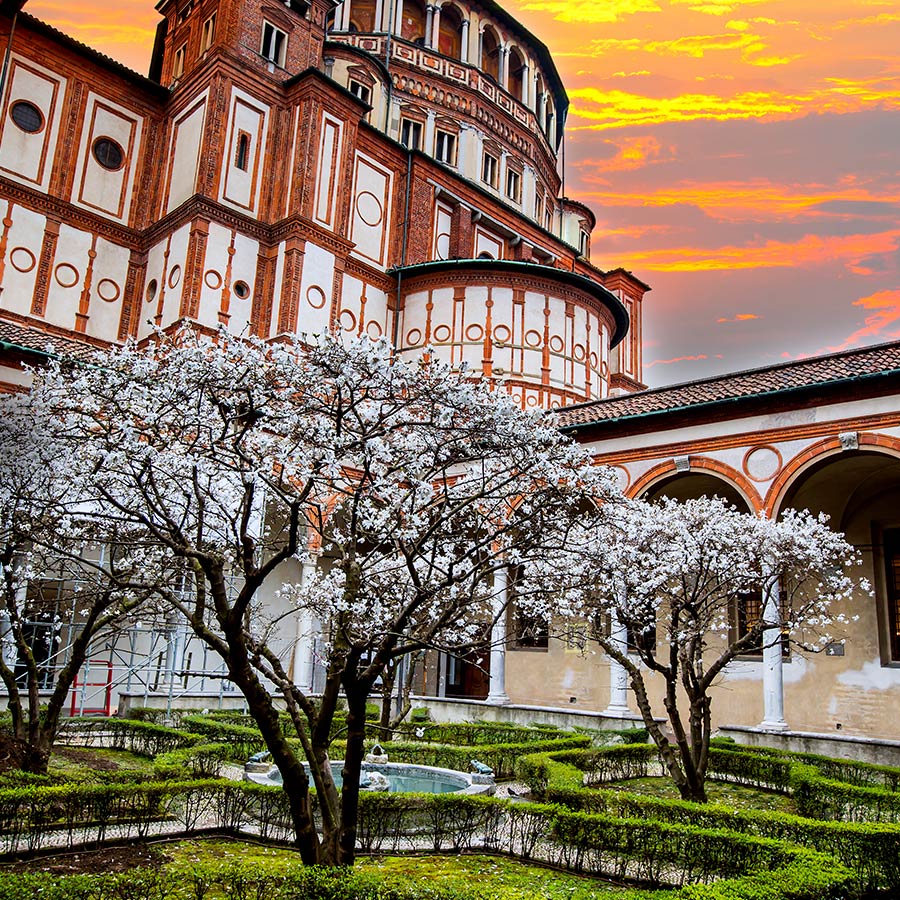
left=21, top=728, right=51, bottom=775
left=337, top=687, right=369, bottom=867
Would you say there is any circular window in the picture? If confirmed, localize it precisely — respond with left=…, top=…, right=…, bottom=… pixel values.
left=92, top=137, right=124, bottom=171
left=146, top=279, right=158, bottom=303
left=10, top=100, right=43, bottom=134
left=233, top=280, right=250, bottom=300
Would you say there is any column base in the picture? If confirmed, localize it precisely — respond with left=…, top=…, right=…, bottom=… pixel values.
left=484, top=692, right=510, bottom=706
left=758, top=718, right=789, bottom=732
left=601, top=704, right=634, bottom=718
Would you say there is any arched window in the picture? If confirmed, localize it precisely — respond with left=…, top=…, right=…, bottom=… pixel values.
left=481, top=26, right=500, bottom=82
left=401, top=0, right=427, bottom=43
left=235, top=132, right=251, bottom=171
left=508, top=47, right=526, bottom=101
left=349, top=0, right=376, bottom=33
left=437, top=4, right=464, bottom=59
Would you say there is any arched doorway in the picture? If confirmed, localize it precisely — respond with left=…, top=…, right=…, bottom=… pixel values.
left=401, top=0, right=427, bottom=44
left=437, top=4, right=464, bottom=59
left=508, top=47, right=526, bottom=101
left=481, top=26, right=500, bottom=82
left=349, top=0, right=376, bottom=32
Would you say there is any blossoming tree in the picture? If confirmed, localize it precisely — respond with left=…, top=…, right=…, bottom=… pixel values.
left=27, top=326, right=615, bottom=864
left=522, top=496, right=863, bottom=803
left=0, top=393, right=159, bottom=773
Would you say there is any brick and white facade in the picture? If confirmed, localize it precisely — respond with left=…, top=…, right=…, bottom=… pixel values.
left=2, top=0, right=899, bottom=752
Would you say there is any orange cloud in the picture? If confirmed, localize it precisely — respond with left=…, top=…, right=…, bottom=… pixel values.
left=520, top=0, right=660, bottom=23
left=646, top=354, right=709, bottom=368
left=580, top=180, right=900, bottom=223
left=582, top=136, right=669, bottom=173
left=609, top=229, right=900, bottom=273
left=801, top=290, right=900, bottom=356
left=717, top=313, right=761, bottom=322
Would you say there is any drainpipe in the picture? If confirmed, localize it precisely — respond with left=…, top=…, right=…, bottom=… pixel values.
left=0, top=2, right=25, bottom=104
left=383, top=0, right=396, bottom=134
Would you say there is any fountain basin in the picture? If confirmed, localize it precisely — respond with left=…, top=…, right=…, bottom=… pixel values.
left=244, top=760, right=495, bottom=796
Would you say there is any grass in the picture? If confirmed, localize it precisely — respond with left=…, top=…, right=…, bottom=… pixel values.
left=47, top=745, right=157, bottom=780
left=605, top=777, right=796, bottom=813
left=163, top=840, right=657, bottom=898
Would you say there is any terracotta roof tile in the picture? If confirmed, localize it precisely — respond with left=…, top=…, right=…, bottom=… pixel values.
left=558, top=341, right=900, bottom=429
left=0, top=320, right=104, bottom=362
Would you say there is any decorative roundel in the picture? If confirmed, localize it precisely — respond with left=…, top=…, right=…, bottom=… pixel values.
left=613, top=465, right=631, bottom=492
left=548, top=335, right=565, bottom=353
left=589, top=352, right=599, bottom=368
left=97, top=278, right=121, bottom=303
left=492, top=324, right=511, bottom=344
left=366, top=321, right=383, bottom=339
left=600, top=360, right=610, bottom=378
left=146, top=278, right=158, bottom=303
left=233, top=280, right=251, bottom=300
left=465, top=323, right=484, bottom=342
left=355, top=191, right=384, bottom=227
left=524, top=329, right=542, bottom=348
left=54, top=263, right=79, bottom=288
left=92, top=137, right=125, bottom=171
left=10, top=100, right=43, bottom=134
left=526, top=395, right=539, bottom=407
left=573, top=343, right=586, bottom=362
left=204, top=270, right=223, bottom=290
left=432, top=324, right=452, bottom=343
left=405, top=328, right=423, bottom=346
left=340, top=309, right=357, bottom=332
left=9, top=247, right=36, bottom=273
left=743, top=446, right=783, bottom=483
left=306, top=285, right=327, bottom=309
left=167, top=265, right=182, bottom=289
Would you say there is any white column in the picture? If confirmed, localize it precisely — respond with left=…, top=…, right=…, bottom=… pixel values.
left=425, top=5, right=435, bottom=47
left=603, top=611, right=632, bottom=716
left=485, top=567, right=510, bottom=704
left=340, top=0, right=352, bottom=31
left=498, top=46, right=509, bottom=91
left=520, top=61, right=530, bottom=104
left=393, top=0, right=405, bottom=35
left=760, top=578, right=788, bottom=730
left=460, top=19, right=470, bottom=63
left=430, top=5, right=441, bottom=49
left=291, top=558, right=319, bottom=694
left=374, top=0, right=385, bottom=30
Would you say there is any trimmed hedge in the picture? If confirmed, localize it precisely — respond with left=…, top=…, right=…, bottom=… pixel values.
left=58, top=718, right=199, bottom=758
left=520, top=745, right=900, bottom=892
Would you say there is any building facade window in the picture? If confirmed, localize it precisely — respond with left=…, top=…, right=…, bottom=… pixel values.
left=506, top=167, right=521, bottom=203
left=261, top=22, right=287, bottom=66
left=732, top=588, right=789, bottom=657
left=9, top=100, right=43, bottom=134
left=92, top=137, right=124, bottom=171
left=172, top=45, right=186, bottom=79
left=579, top=229, right=589, bottom=257
left=235, top=131, right=251, bottom=171
left=400, top=118, right=423, bottom=150
left=201, top=13, right=216, bottom=51
left=512, top=607, right=549, bottom=650
left=535, top=193, right=544, bottom=225
left=482, top=152, right=498, bottom=188
left=435, top=129, right=457, bottom=165
left=349, top=80, right=372, bottom=105
left=884, top=528, right=900, bottom=661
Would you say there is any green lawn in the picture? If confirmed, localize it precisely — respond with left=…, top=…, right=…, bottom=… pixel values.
left=47, top=745, right=157, bottom=780
left=164, top=840, right=658, bottom=898
left=604, top=777, right=796, bottom=813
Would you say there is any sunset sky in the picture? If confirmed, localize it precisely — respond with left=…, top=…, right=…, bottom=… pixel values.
left=26, top=0, right=900, bottom=386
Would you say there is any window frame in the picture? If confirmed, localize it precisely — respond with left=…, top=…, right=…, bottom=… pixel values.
left=172, top=44, right=187, bottom=79
left=482, top=151, right=499, bottom=189
left=399, top=117, right=423, bottom=151
left=234, top=130, right=251, bottom=172
left=348, top=80, right=372, bottom=105
left=505, top=166, right=521, bottom=203
left=261, top=21, right=288, bottom=67
left=201, top=12, right=217, bottom=52
left=434, top=129, right=458, bottom=166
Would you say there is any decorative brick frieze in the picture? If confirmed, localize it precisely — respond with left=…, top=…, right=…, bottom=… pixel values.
left=30, top=218, right=61, bottom=317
